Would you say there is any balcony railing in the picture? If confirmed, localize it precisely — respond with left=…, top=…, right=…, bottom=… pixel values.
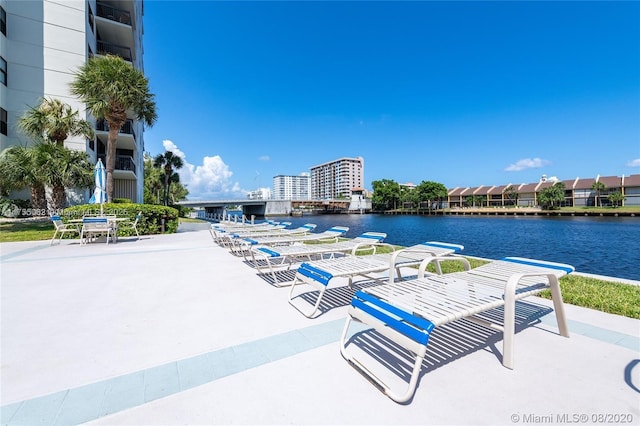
left=96, top=119, right=136, bottom=141
left=96, top=2, right=132, bottom=25
left=96, top=40, right=132, bottom=62
left=97, top=154, right=136, bottom=175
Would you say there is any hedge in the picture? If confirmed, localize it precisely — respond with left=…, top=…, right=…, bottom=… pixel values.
left=61, top=203, right=179, bottom=236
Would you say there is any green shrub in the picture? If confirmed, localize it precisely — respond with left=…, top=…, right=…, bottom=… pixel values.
left=112, top=198, right=131, bottom=204
left=170, top=204, right=192, bottom=218
left=0, top=197, right=34, bottom=218
left=62, top=203, right=179, bottom=236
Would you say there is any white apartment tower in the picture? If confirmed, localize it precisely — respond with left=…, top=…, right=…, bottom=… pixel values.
left=272, top=173, right=311, bottom=200
left=309, top=157, right=364, bottom=199
left=0, top=0, right=146, bottom=203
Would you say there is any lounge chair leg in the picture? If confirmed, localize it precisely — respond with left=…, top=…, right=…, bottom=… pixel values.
left=288, top=277, right=325, bottom=318
left=549, top=275, right=570, bottom=337
left=502, top=276, right=518, bottom=369
left=340, top=312, right=427, bottom=404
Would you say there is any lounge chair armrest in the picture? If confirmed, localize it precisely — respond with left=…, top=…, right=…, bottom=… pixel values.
left=316, top=236, right=340, bottom=243
left=351, top=241, right=395, bottom=256
left=418, top=255, right=471, bottom=277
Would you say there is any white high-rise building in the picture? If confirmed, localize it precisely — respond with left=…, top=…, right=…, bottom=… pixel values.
left=247, top=187, right=271, bottom=200
left=272, top=173, right=311, bottom=200
left=309, top=157, right=364, bottom=199
left=1, top=0, right=146, bottom=203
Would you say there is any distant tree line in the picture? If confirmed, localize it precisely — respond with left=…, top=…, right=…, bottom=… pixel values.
left=371, top=179, right=448, bottom=212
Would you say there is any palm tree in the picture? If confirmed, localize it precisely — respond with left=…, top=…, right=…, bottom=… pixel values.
left=0, top=144, right=48, bottom=213
left=36, top=143, right=94, bottom=210
left=591, top=181, right=607, bottom=207
left=18, top=98, right=95, bottom=146
left=17, top=98, right=95, bottom=209
left=504, top=185, right=519, bottom=207
left=69, top=54, right=157, bottom=201
left=143, top=153, right=164, bottom=204
left=153, top=151, right=184, bottom=206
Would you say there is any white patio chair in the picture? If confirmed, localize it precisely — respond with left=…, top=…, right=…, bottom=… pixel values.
left=80, top=217, right=113, bottom=244
left=119, top=211, right=141, bottom=240
left=50, top=215, right=80, bottom=245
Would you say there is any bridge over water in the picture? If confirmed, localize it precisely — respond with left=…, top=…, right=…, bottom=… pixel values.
left=177, top=199, right=354, bottom=218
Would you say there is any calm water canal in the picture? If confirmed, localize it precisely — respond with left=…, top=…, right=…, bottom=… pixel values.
left=272, top=214, right=640, bottom=281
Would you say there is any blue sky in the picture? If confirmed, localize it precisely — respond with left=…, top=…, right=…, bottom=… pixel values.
left=142, top=1, right=640, bottom=200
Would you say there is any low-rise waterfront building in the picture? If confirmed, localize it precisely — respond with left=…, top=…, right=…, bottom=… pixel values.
left=447, top=174, right=640, bottom=208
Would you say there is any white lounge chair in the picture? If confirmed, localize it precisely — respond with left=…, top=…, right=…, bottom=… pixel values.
left=340, top=256, right=573, bottom=403
left=210, top=222, right=297, bottom=247
left=248, top=232, right=388, bottom=285
left=227, top=223, right=316, bottom=239
left=230, top=226, right=350, bottom=256
left=288, top=241, right=464, bottom=318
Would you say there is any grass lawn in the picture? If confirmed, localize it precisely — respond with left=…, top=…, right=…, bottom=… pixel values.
left=0, top=219, right=55, bottom=243
left=422, top=258, right=640, bottom=319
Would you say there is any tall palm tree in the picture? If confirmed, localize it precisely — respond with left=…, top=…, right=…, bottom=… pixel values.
left=153, top=151, right=184, bottom=206
left=69, top=54, right=157, bottom=201
left=0, top=144, right=48, bottom=212
left=591, top=181, right=607, bottom=207
left=17, top=98, right=95, bottom=209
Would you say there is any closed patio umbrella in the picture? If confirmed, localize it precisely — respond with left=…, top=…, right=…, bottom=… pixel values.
left=89, top=158, right=107, bottom=216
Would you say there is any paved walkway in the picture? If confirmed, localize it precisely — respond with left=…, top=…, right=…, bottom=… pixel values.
left=1, top=229, right=639, bottom=425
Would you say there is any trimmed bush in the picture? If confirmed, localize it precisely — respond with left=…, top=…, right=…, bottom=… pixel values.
left=62, top=203, right=179, bottom=236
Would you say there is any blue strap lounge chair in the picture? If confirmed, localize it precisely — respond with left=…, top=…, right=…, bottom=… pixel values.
left=230, top=226, right=350, bottom=256
left=288, top=241, right=464, bottom=318
left=339, top=256, right=573, bottom=403
left=211, top=223, right=314, bottom=248
left=248, top=232, right=388, bottom=285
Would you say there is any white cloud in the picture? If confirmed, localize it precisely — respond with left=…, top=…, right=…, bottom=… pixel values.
left=162, top=139, right=245, bottom=200
left=505, top=157, right=551, bottom=172
left=258, top=155, right=270, bottom=161
left=627, top=158, right=640, bottom=167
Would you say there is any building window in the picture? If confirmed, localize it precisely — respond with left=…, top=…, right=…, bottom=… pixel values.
left=1, top=108, right=7, bottom=136
left=0, top=6, right=6, bottom=36
left=0, top=56, right=6, bottom=85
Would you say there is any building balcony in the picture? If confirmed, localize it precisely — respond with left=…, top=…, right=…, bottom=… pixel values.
left=96, top=40, right=132, bottom=62
left=96, top=119, right=136, bottom=139
left=97, top=154, right=137, bottom=179
left=96, top=2, right=132, bottom=26
left=95, top=119, right=137, bottom=152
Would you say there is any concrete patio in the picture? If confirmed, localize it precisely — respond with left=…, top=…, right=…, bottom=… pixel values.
left=1, top=228, right=639, bottom=425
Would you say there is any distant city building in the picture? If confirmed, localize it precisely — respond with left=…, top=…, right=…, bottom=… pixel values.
left=272, top=173, right=311, bottom=200
left=310, top=157, right=364, bottom=199
left=400, top=182, right=417, bottom=190
left=1, top=0, right=147, bottom=203
left=247, top=188, right=271, bottom=200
